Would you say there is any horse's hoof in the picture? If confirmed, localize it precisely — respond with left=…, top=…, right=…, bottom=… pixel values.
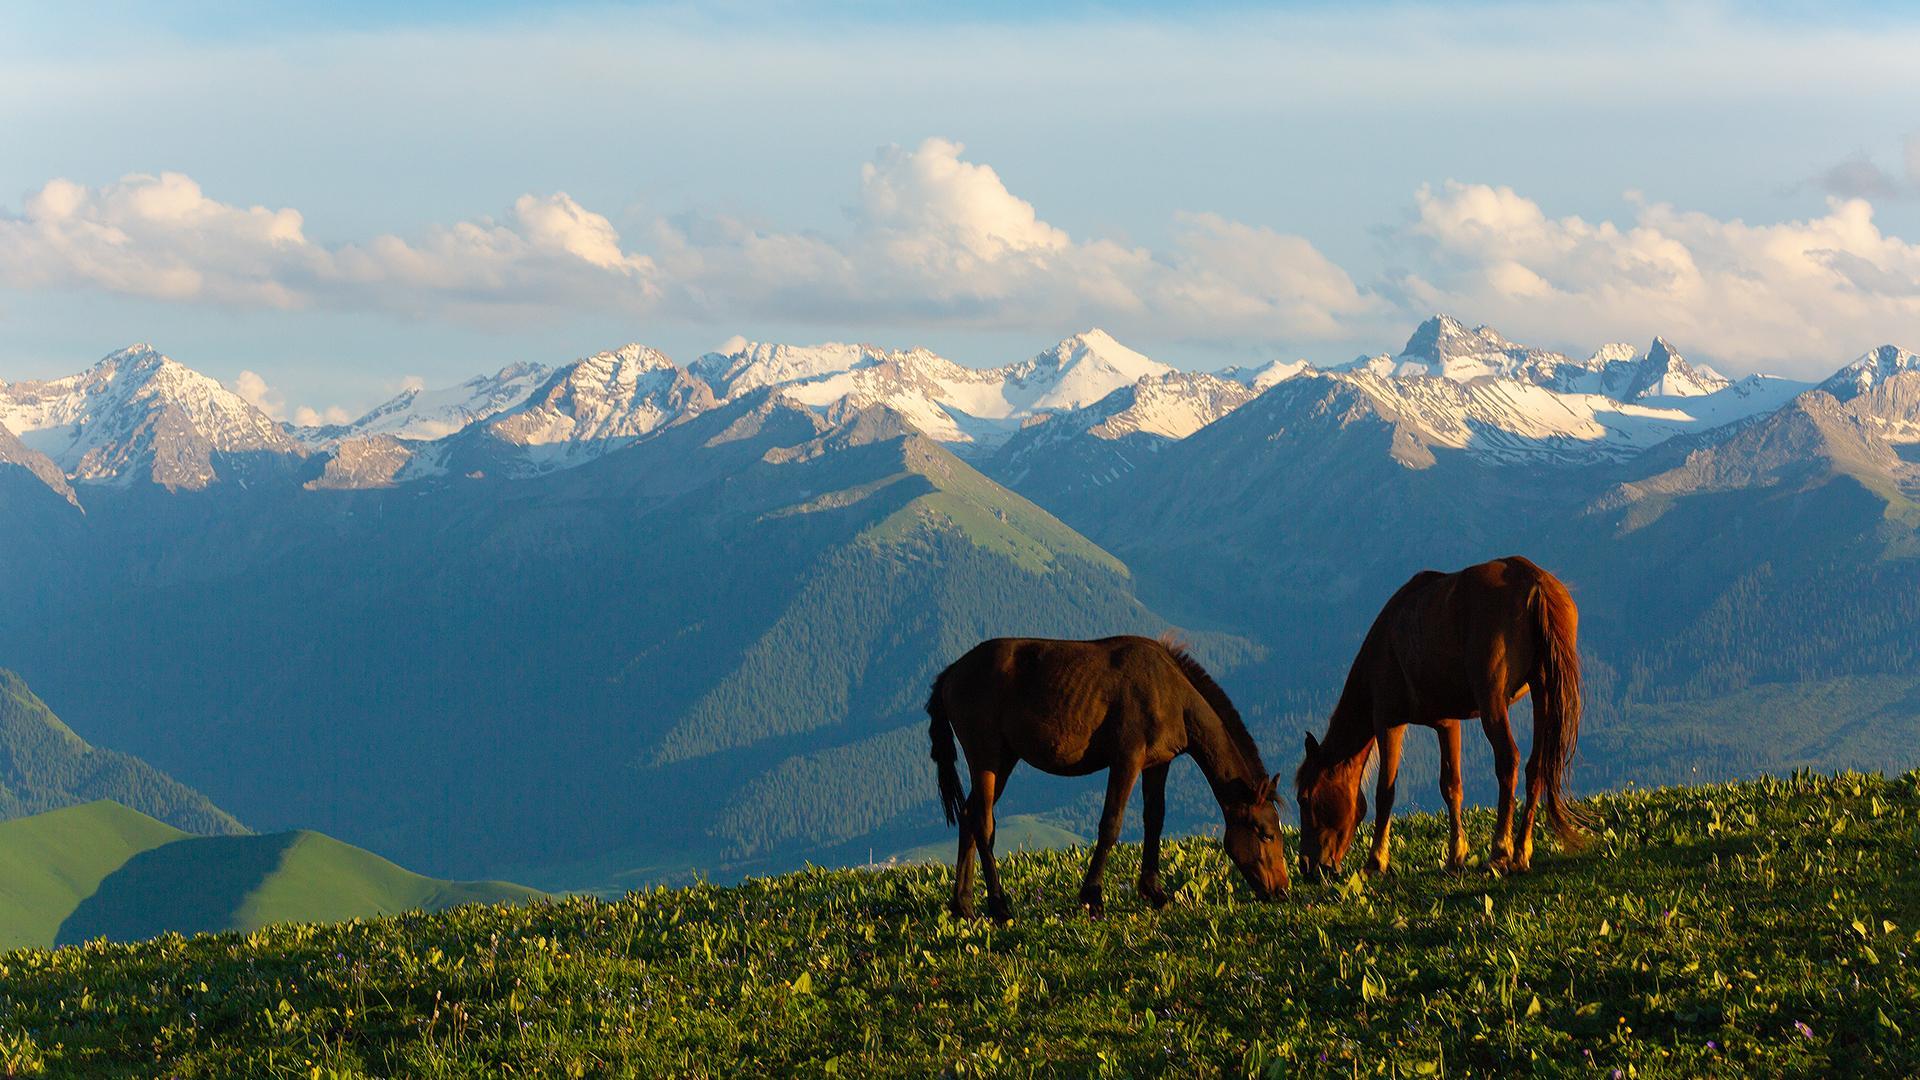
left=987, top=899, right=1014, bottom=923
left=1079, top=892, right=1105, bottom=918
left=950, top=900, right=976, bottom=919
left=1442, top=859, right=1467, bottom=875
left=1137, top=881, right=1170, bottom=909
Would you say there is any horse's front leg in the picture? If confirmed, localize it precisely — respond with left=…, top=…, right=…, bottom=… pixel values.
left=1136, top=763, right=1171, bottom=908
left=1364, top=725, right=1406, bottom=877
left=1080, top=760, right=1141, bottom=916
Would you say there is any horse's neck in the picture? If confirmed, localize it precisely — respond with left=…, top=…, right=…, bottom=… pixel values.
left=1184, top=702, right=1259, bottom=799
left=1319, top=685, right=1378, bottom=768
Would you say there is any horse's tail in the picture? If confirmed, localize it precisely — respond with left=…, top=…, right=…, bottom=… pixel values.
left=1530, top=575, right=1592, bottom=850
left=927, top=669, right=967, bottom=828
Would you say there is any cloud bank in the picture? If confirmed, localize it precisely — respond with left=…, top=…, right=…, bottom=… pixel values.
left=7, top=139, right=1920, bottom=375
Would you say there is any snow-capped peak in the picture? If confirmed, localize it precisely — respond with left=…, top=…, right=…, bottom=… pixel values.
left=1816, top=344, right=1920, bottom=401
left=321, top=361, right=553, bottom=443
left=472, top=343, right=716, bottom=474
left=1357, top=315, right=1571, bottom=384
left=1003, top=330, right=1175, bottom=413
left=0, top=343, right=295, bottom=486
left=691, top=340, right=890, bottom=400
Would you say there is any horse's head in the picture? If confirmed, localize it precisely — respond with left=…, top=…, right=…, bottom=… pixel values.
left=1222, top=774, right=1290, bottom=900
left=1295, top=732, right=1368, bottom=881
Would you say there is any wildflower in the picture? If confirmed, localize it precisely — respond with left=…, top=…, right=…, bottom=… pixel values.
left=1793, top=1020, right=1814, bottom=1038
left=1706, top=1041, right=1719, bottom=1051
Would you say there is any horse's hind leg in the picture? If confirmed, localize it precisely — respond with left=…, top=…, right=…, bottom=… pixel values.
left=1364, top=724, right=1406, bottom=878
left=1481, top=700, right=1520, bottom=871
left=1514, top=737, right=1546, bottom=872
left=1136, top=763, right=1171, bottom=908
left=1079, top=760, right=1141, bottom=917
left=950, top=803, right=978, bottom=918
left=1437, top=721, right=1468, bottom=872
left=971, top=766, right=1014, bottom=922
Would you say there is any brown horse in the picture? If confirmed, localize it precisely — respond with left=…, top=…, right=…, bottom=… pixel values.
left=928, top=635, right=1289, bottom=920
left=1294, top=556, right=1589, bottom=880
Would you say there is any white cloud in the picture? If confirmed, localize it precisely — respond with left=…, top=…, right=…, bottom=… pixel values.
left=230, top=369, right=285, bottom=418
left=292, top=404, right=354, bottom=427
left=653, top=137, right=1376, bottom=339
left=229, top=369, right=349, bottom=427
left=11, top=146, right=1920, bottom=373
left=0, top=172, right=661, bottom=318
left=1392, top=181, right=1920, bottom=374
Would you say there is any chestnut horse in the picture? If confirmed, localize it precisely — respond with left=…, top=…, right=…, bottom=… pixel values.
left=1295, top=556, right=1589, bottom=880
left=928, top=635, right=1289, bottom=920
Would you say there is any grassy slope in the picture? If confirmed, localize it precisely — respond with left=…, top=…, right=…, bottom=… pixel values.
left=2, top=772, right=1918, bottom=1077
left=0, top=801, right=187, bottom=951
left=56, top=830, right=542, bottom=946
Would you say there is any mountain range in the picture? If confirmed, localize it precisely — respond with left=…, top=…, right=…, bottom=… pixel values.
left=5, top=315, right=1920, bottom=890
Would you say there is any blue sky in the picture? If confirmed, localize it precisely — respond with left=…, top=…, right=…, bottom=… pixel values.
left=5, top=1, right=1920, bottom=420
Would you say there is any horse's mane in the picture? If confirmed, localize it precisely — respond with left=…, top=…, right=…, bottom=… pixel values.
left=1159, top=635, right=1268, bottom=780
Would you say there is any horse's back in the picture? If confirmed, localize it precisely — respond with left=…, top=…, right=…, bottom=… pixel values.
left=1371, top=556, right=1575, bottom=712
left=936, top=636, right=1188, bottom=773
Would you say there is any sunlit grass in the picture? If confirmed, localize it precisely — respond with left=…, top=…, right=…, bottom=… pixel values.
left=1, top=770, right=1916, bottom=1077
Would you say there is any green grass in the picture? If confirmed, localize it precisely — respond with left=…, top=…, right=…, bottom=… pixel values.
left=0, top=802, right=188, bottom=951
left=2, top=772, right=1919, bottom=1077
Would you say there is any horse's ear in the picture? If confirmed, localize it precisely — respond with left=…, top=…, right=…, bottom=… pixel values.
left=1255, top=774, right=1278, bottom=803
left=1303, top=731, right=1319, bottom=756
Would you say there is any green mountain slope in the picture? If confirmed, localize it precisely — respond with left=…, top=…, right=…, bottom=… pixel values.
left=2, top=772, right=1915, bottom=1077
left=0, top=800, right=187, bottom=950
left=0, top=801, right=539, bottom=949
left=58, top=828, right=541, bottom=946
left=0, top=396, right=1201, bottom=885
left=0, top=670, right=245, bottom=835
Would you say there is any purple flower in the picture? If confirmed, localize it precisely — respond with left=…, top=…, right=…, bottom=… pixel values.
left=1706, top=1041, right=1719, bottom=1051
left=1793, top=1020, right=1814, bottom=1039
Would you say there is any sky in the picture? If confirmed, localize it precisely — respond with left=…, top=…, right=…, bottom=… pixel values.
left=5, top=1, right=1920, bottom=422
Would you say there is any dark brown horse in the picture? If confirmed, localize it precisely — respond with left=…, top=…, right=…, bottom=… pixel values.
left=928, top=635, right=1289, bottom=920
left=1295, top=556, right=1589, bottom=880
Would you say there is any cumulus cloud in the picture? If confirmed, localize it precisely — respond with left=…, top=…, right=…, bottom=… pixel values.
left=228, top=369, right=350, bottom=427
left=1390, top=181, right=1920, bottom=374
left=9, top=144, right=1920, bottom=371
left=0, top=173, right=660, bottom=318
left=0, top=141, right=1373, bottom=343
left=652, top=137, right=1379, bottom=338
left=230, top=370, right=285, bottom=418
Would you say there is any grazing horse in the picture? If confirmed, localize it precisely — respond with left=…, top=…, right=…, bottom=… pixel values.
left=927, top=635, right=1289, bottom=920
left=1295, top=556, right=1589, bottom=880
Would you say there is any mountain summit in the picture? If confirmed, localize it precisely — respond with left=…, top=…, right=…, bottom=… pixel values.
left=0, top=345, right=299, bottom=489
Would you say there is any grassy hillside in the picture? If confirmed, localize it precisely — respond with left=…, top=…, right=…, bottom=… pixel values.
left=0, top=670, right=245, bottom=835
left=0, top=801, right=187, bottom=951
left=58, top=829, right=542, bottom=947
left=0, top=802, right=539, bottom=951
left=2, top=772, right=1916, bottom=1077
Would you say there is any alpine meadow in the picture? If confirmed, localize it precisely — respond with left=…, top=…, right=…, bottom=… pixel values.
left=5, top=2, right=1920, bottom=1076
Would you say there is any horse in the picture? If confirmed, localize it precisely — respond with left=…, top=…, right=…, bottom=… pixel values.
left=1294, top=556, right=1589, bottom=881
left=927, top=635, right=1289, bottom=920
